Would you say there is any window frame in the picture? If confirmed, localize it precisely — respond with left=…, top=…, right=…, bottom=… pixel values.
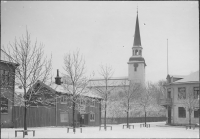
left=193, top=87, right=199, bottom=99
left=90, top=112, right=95, bottom=121
left=178, top=87, right=186, bottom=100
left=1, top=97, right=9, bottom=114
left=80, top=99, right=85, bottom=106
left=90, top=99, right=95, bottom=107
left=60, top=95, right=68, bottom=104
left=194, top=108, right=199, bottom=118
left=167, top=88, right=171, bottom=98
left=60, top=112, right=69, bottom=123
left=178, top=107, right=186, bottom=118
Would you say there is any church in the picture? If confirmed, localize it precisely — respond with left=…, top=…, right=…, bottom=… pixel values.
left=89, top=10, right=146, bottom=90
left=88, top=10, right=148, bottom=120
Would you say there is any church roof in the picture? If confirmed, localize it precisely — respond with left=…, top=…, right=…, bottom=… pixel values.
left=129, top=57, right=145, bottom=62
left=133, top=12, right=141, bottom=47
left=88, top=77, right=129, bottom=87
left=128, top=57, right=146, bottom=66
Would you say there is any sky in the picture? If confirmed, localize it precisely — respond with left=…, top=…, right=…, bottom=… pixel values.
left=1, top=1, right=199, bottom=83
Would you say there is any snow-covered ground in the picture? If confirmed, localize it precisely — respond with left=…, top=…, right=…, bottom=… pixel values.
left=1, top=122, right=199, bottom=138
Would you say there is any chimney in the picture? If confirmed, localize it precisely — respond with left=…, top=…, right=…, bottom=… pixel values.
left=55, top=69, right=61, bottom=85
left=166, top=74, right=171, bottom=84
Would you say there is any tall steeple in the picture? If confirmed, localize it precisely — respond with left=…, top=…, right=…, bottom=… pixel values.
left=133, top=9, right=141, bottom=47
left=127, top=7, right=146, bottom=86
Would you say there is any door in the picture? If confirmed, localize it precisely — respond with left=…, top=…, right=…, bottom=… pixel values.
left=168, top=106, right=171, bottom=124
left=84, top=114, right=89, bottom=125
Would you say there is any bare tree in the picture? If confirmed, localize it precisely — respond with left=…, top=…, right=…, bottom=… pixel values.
left=136, top=82, right=155, bottom=127
left=91, top=64, right=116, bottom=130
left=119, top=80, right=142, bottom=128
left=3, top=30, right=52, bottom=135
left=63, top=50, right=89, bottom=133
left=182, top=87, right=199, bottom=127
left=151, top=80, right=167, bottom=103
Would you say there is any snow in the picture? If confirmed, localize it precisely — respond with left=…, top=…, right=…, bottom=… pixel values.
left=1, top=122, right=199, bottom=138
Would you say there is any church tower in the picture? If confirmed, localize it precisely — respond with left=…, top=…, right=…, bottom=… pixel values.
left=128, top=10, right=146, bottom=85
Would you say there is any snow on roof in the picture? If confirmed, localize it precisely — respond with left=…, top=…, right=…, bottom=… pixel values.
left=48, top=83, right=102, bottom=99
left=171, top=75, right=186, bottom=79
left=173, top=71, right=199, bottom=84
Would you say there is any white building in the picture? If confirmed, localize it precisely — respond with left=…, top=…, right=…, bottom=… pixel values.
left=160, top=71, right=199, bottom=125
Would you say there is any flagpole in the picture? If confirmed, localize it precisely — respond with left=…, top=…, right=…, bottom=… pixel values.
left=167, top=39, right=169, bottom=75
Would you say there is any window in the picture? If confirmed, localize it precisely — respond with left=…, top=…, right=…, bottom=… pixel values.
left=1, top=97, right=8, bottom=114
left=194, top=109, right=199, bottom=118
left=90, top=112, right=95, bottom=121
left=60, top=112, right=68, bottom=122
left=61, top=96, right=67, bottom=104
left=91, top=99, right=95, bottom=107
left=80, top=99, right=85, bottom=106
left=194, top=87, right=199, bottom=99
left=134, top=63, right=138, bottom=72
left=167, top=88, right=171, bottom=98
left=178, top=107, right=186, bottom=118
left=0, top=70, right=13, bottom=86
left=135, top=49, right=138, bottom=55
left=178, top=87, right=186, bottom=99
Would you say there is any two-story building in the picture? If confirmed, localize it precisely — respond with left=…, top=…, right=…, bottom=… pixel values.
left=28, top=72, right=102, bottom=127
left=1, top=49, right=19, bottom=127
left=160, top=71, right=199, bottom=125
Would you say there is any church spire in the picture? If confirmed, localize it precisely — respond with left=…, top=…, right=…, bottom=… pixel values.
left=133, top=9, right=141, bottom=47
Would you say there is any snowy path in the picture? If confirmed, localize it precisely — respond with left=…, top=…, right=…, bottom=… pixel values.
left=1, top=122, right=199, bottom=138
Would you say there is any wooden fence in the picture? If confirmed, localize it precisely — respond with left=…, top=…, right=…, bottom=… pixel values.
left=13, top=106, right=56, bottom=128
left=101, top=117, right=167, bottom=124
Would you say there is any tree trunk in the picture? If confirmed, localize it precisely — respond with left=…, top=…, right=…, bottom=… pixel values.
left=104, top=102, right=107, bottom=130
left=144, top=111, right=146, bottom=127
left=127, top=101, right=129, bottom=128
left=189, top=109, right=192, bottom=129
left=126, top=111, right=129, bottom=128
left=73, top=101, right=75, bottom=133
left=24, top=103, right=28, bottom=135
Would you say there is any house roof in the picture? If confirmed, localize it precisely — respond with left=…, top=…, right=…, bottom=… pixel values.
left=172, top=71, right=199, bottom=84
left=49, top=82, right=102, bottom=99
left=0, top=49, right=19, bottom=66
left=170, top=75, right=186, bottom=79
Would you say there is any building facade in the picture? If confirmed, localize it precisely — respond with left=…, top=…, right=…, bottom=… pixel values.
left=28, top=78, right=102, bottom=127
left=160, top=71, right=199, bottom=125
left=1, top=49, right=19, bottom=127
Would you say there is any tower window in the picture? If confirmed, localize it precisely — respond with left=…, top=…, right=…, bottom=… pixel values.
left=135, top=50, right=138, bottom=55
left=134, top=63, right=138, bottom=71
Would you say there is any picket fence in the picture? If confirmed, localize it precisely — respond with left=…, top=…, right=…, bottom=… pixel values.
left=101, top=117, right=167, bottom=124
left=12, top=106, right=166, bottom=128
